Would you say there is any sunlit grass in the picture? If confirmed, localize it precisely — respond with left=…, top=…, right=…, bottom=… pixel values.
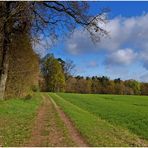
left=57, top=93, right=148, bottom=140
left=49, top=93, right=148, bottom=146
left=0, top=93, right=42, bottom=146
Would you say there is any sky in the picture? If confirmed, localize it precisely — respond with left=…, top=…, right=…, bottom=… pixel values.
left=37, top=2, right=148, bottom=82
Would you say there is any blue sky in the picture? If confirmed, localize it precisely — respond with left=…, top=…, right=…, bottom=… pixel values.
left=40, top=2, right=148, bottom=82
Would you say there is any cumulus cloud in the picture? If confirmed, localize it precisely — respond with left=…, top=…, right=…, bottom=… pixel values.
left=66, top=30, right=96, bottom=55
left=104, top=48, right=137, bottom=66
left=33, top=42, right=48, bottom=57
left=33, top=35, right=56, bottom=57
left=65, top=13, right=148, bottom=69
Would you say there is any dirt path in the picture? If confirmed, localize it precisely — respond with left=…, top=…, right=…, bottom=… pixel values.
left=25, top=96, right=50, bottom=146
left=49, top=95, right=88, bottom=147
left=25, top=94, right=88, bottom=147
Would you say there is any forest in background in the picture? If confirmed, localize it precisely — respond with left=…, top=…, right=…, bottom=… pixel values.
left=40, top=54, right=148, bottom=95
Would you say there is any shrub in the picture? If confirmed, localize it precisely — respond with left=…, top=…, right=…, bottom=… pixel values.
left=31, top=85, right=40, bottom=92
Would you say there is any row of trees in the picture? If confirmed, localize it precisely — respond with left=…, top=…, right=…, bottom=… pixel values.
left=0, top=1, right=107, bottom=99
left=66, top=76, right=148, bottom=95
left=5, top=33, right=39, bottom=98
left=40, top=54, right=148, bottom=95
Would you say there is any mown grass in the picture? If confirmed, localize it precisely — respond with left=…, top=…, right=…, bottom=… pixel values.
left=57, top=93, right=148, bottom=140
left=49, top=93, right=148, bottom=146
left=0, top=93, right=42, bottom=146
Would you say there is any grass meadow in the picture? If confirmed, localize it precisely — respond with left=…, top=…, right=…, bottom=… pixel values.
left=0, top=93, right=42, bottom=146
left=49, top=93, right=148, bottom=146
left=0, top=92, right=148, bottom=146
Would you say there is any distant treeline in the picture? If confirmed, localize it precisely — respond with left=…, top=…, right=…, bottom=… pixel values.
left=66, top=76, right=148, bottom=95
left=40, top=54, right=148, bottom=95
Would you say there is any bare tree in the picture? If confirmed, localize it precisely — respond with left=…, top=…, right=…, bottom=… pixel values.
left=0, top=1, right=108, bottom=99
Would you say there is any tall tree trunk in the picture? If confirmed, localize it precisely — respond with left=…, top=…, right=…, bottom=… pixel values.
left=0, top=49, right=9, bottom=100
left=0, top=2, right=11, bottom=100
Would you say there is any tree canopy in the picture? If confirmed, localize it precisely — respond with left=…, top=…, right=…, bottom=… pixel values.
left=41, top=54, right=65, bottom=92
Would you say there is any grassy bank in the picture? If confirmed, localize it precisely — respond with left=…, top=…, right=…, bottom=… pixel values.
left=0, top=93, right=42, bottom=146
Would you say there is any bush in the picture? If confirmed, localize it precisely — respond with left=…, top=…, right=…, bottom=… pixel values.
left=31, top=85, right=40, bottom=92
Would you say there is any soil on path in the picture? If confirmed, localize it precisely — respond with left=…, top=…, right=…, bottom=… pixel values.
left=25, top=94, right=88, bottom=147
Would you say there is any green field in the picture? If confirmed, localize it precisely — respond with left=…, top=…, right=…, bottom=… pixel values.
left=49, top=93, right=148, bottom=146
left=1, top=93, right=148, bottom=146
left=0, top=93, right=76, bottom=147
left=0, top=93, right=42, bottom=146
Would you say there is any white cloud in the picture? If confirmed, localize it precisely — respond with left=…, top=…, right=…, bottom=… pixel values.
left=33, top=43, right=48, bottom=57
left=66, top=30, right=95, bottom=55
left=105, top=48, right=137, bottom=66
left=100, top=14, right=148, bottom=52
left=33, top=35, right=56, bottom=57
left=64, top=13, right=148, bottom=70
left=98, top=17, right=127, bottom=51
